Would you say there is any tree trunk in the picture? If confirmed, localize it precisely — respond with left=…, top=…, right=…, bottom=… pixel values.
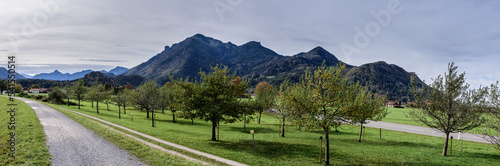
left=118, top=105, right=121, bottom=119
left=123, top=104, right=126, bottom=114
left=211, top=119, right=217, bottom=141
left=325, top=127, right=330, bottom=165
left=152, top=110, right=155, bottom=127
left=172, top=111, right=176, bottom=123
left=78, top=99, right=81, bottom=109
left=258, top=111, right=262, bottom=124
left=442, top=132, right=450, bottom=156
left=281, top=115, right=285, bottom=137
left=358, top=124, right=363, bottom=142
left=162, top=108, right=164, bottom=114
left=147, top=109, right=150, bottom=118
left=67, top=98, right=70, bottom=107
left=191, top=118, right=194, bottom=125
left=96, top=102, right=99, bottom=114
left=106, top=102, right=109, bottom=111
left=243, top=114, right=246, bottom=132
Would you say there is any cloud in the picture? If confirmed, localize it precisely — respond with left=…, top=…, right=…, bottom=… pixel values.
left=0, top=0, right=498, bottom=89
left=79, top=59, right=128, bottom=63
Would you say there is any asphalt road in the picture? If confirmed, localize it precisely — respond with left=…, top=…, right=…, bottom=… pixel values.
left=365, top=120, right=492, bottom=144
left=17, top=98, right=146, bottom=166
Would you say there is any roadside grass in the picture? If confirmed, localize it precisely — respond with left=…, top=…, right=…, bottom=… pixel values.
left=44, top=101, right=209, bottom=166
left=45, top=99, right=500, bottom=166
left=0, top=97, right=51, bottom=165
left=382, top=107, right=500, bottom=136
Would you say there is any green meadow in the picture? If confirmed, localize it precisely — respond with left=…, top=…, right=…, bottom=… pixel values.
left=42, top=99, right=500, bottom=165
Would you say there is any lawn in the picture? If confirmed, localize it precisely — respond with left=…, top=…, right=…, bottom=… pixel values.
left=43, top=99, right=500, bottom=166
left=0, top=97, right=51, bottom=165
left=381, top=106, right=500, bottom=136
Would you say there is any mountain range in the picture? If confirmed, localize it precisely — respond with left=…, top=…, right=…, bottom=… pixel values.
left=7, top=34, right=425, bottom=101
left=30, top=66, right=129, bottom=81
left=0, top=67, right=25, bottom=79
left=123, top=34, right=424, bottom=101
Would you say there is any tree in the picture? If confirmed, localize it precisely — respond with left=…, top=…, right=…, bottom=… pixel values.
left=72, top=79, right=87, bottom=109
left=161, top=82, right=184, bottom=123
left=254, top=81, right=276, bottom=124
left=410, top=62, right=487, bottom=156
left=174, top=78, right=200, bottom=125
left=31, top=84, right=40, bottom=89
left=0, top=80, right=7, bottom=95
left=194, top=65, right=248, bottom=141
left=47, top=86, right=66, bottom=104
left=113, top=89, right=130, bottom=119
left=239, top=95, right=257, bottom=132
left=63, top=85, right=72, bottom=107
left=287, top=63, right=359, bottom=165
left=133, top=80, right=161, bottom=127
left=275, top=79, right=292, bottom=137
left=486, top=82, right=500, bottom=148
left=346, top=89, right=388, bottom=142
left=86, top=83, right=108, bottom=114
left=15, top=83, right=23, bottom=93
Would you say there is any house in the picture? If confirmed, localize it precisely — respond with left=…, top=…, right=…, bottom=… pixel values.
left=387, top=101, right=404, bottom=108
left=30, top=88, right=41, bottom=94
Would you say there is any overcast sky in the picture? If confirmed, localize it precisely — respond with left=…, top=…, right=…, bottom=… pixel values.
left=1, top=0, right=499, bottom=89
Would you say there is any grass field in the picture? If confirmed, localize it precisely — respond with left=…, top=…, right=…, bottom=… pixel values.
left=381, top=106, right=500, bottom=136
left=43, top=99, right=500, bottom=165
left=0, top=97, right=51, bottom=165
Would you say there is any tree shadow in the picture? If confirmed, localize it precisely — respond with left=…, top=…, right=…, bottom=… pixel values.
left=208, top=139, right=316, bottom=159
left=228, top=126, right=276, bottom=134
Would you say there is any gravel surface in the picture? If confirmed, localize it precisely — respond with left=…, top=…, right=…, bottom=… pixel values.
left=17, top=98, right=146, bottom=166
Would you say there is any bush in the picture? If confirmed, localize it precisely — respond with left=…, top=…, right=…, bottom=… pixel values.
left=47, top=87, right=66, bottom=104
left=18, top=92, right=31, bottom=98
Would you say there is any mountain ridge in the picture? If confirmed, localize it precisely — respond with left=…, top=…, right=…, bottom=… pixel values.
left=123, top=34, right=425, bottom=101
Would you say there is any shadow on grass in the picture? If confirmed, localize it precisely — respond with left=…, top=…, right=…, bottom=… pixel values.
left=208, top=139, right=317, bottom=159
left=228, top=126, right=276, bottom=134
left=154, top=118, right=206, bottom=126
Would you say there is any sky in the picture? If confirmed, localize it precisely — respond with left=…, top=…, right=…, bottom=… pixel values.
left=1, top=0, right=499, bottom=89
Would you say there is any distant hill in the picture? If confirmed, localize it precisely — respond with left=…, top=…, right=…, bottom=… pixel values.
left=108, top=66, right=129, bottom=75
left=124, top=34, right=426, bottom=101
left=0, top=67, right=26, bottom=79
left=123, top=34, right=347, bottom=84
left=30, top=66, right=129, bottom=81
left=346, top=61, right=425, bottom=102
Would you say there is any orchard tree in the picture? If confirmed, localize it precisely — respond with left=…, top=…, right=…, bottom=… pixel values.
left=254, top=81, right=276, bottom=124
left=275, top=79, right=292, bottom=137
left=133, top=80, right=161, bottom=127
left=0, top=80, right=7, bottom=94
left=239, top=95, right=257, bottom=132
left=86, top=83, right=108, bottom=114
left=287, top=63, right=359, bottom=165
left=160, top=82, right=182, bottom=123
left=346, top=89, right=387, bottom=142
left=410, top=62, right=487, bottom=156
left=174, top=78, right=200, bottom=125
left=47, top=86, right=66, bottom=104
left=72, top=79, right=87, bottom=109
left=113, top=89, right=130, bottom=119
left=195, top=65, right=248, bottom=141
left=486, top=82, right=500, bottom=148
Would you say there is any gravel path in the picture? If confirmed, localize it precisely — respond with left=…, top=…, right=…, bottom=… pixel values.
left=17, top=98, right=146, bottom=166
left=365, top=120, right=493, bottom=144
